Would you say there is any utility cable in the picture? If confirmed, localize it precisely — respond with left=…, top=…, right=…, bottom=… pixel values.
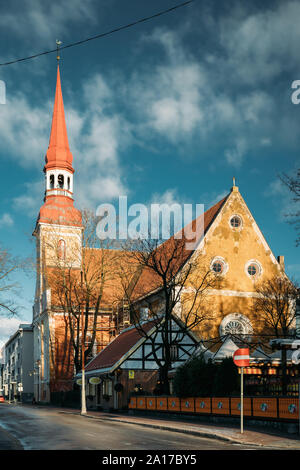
left=0, top=1, right=195, bottom=67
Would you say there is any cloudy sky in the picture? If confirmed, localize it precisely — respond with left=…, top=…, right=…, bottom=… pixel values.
left=0, top=0, right=299, bottom=347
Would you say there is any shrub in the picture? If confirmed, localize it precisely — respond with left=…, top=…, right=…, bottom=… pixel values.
left=173, top=355, right=239, bottom=397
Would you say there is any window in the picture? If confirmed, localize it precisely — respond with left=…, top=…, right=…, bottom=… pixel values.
left=248, top=264, right=257, bottom=276
left=245, top=260, right=262, bottom=279
left=102, top=380, right=112, bottom=396
left=67, top=177, right=70, bottom=190
left=170, top=345, right=179, bottom=361
left=57, top=174, right=64, bottom=189
left=219, top=313, right=253, bottom=340
left=212, top=261, right=223, bottom=273
left=50, top=174, right=54, bottom=189
left=210, top=257, right=228, bottom=275
left=58, top=239, right=66, bottom=260
left=230, top=215, right=242, bottom=229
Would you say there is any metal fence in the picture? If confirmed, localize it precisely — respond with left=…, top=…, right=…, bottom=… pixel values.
left=129, top=395, right=299, bottom=421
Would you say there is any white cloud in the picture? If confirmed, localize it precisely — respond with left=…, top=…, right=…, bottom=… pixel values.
left=264, top=174, right=299, bottom=222
left=0, top=0, right=98, bottom=46
left=225, top=138, right=248, bottom=168
left=13, top=181, right=44, bottom=217
left=0, top=213, right=14, bottom=228
left=219, top=1, right=300, bottom=85
left=0, top=95, right=50, bottom=168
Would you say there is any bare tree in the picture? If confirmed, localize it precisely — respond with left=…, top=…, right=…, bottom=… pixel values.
left=46, top=210, right=121, bottom=376
left=253, top=276, right=298, bottom=338
left=118, top=235, right=222, bottom=395
left=280, top=169, right=300, bottom=246
left=0, top=246, right=22, bottom=316
left=253, top=275, right=299, bottom=394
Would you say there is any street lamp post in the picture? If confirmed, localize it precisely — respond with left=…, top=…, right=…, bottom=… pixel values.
left=7, top=373, right=11, bottom=403
left=81, top=270, right=87, bottom=415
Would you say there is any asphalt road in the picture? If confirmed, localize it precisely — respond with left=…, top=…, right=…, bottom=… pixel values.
left=0, top=403, right=257, bottom=451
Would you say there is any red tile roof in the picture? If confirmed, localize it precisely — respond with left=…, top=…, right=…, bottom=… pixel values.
left=131, top=195, right=229, bottom=299
left=85, top=319, right=160, bottom=373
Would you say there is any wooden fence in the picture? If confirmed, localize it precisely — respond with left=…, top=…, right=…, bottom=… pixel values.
left=129, top=396, right=299, bottom=421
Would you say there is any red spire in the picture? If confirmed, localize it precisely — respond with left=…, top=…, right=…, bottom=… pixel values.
left=35, top=64, right=82, bottom=228
left=44, top=64, right=74, bottom=173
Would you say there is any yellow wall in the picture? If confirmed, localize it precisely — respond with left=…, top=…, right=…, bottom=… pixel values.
left=183, top=187, right=284, bottom=339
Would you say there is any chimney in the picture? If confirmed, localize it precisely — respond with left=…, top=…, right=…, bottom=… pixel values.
left=277, top=255, right=285, bottom=271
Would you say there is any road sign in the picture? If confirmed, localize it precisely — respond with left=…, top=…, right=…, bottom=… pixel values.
left=233, top=348, right=250, bottom=367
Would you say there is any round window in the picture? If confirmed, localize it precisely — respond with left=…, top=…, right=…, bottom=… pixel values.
left=245, top=260, right=262, bottom=279
left=230, top=215, right=242, bottom=229
left=210, top=257, right=228, bottom=275
left=212, top=261, right=223, bottom=273
left=247, top=264, right=257, bottom=276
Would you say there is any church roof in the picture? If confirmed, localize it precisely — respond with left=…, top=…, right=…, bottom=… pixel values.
left=131, top=195, right=229, bottom=299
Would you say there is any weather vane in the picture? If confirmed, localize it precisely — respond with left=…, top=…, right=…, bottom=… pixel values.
left=56, top=39, right=62, bottom=62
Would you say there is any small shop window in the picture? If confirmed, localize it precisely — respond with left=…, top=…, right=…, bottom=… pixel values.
left=102, top=379, right=112, bottom=396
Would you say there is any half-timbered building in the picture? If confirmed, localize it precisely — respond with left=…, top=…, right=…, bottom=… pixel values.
left=77, top=314, right=199, bottom=410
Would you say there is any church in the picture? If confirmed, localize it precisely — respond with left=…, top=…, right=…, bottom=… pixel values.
left=32, top=64, right=287, bottom=403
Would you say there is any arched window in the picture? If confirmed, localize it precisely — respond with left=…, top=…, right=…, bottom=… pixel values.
left=58, top=174, right=64, bottom=189
left=58, top=239, right=66, bottom=260
left=50, top=174, right=54, bottom=189
left=219, top=313, right=253, bottom=340
left=67, top=177, right=70, bottom=190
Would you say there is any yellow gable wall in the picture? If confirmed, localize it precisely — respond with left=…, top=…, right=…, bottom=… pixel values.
left=183, top=187, right=283, bottom=339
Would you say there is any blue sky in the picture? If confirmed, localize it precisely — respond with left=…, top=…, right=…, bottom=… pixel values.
left=0, top=0, right=299, bottom=348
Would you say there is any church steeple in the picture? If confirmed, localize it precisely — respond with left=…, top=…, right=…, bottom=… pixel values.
left=34, top=64, right=82, bottom=228
left=44, top=64, right=74, bottom=174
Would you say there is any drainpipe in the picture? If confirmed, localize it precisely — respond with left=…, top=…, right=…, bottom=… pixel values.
left=296, top=297, right=300, bottom=339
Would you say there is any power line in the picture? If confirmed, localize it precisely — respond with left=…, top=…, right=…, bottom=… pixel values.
left=0, top=0, right=195, bottom=67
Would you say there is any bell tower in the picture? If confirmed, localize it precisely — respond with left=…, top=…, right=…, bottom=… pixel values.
left=32, top=61, right=83, bottom=402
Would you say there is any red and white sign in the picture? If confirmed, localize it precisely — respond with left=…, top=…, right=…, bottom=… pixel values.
left=233, top=348, right=250, bottom=367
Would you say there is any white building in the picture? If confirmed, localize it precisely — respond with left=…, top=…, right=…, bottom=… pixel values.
left=3, top=324, right=34, bottom=403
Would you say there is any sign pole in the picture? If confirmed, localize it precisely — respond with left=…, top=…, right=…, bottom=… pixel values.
left=233, top=348, right=249, bottom=435
left=241, top=367, right=244, bottom=434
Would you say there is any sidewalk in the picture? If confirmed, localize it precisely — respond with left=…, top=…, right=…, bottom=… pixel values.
left=57, top=407, right=300, bottom=449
